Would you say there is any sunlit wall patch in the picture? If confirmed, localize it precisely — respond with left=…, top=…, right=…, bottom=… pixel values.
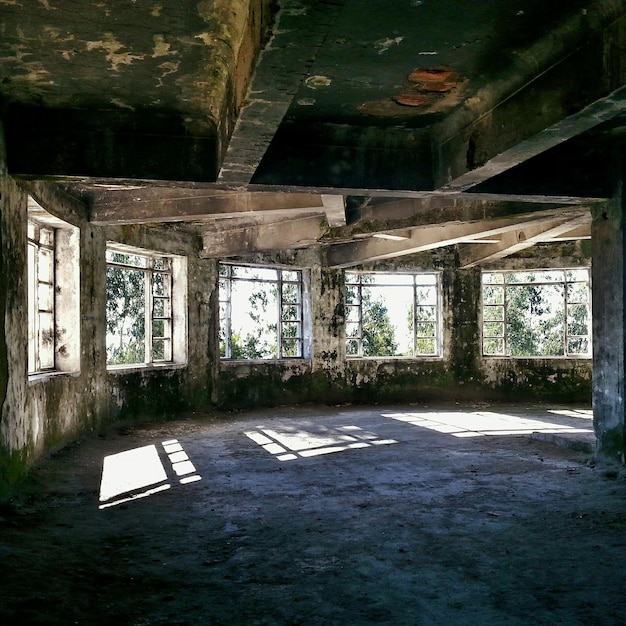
left=244, top=424, right=397, bottom=461
left=99, top=439, right=201, bottom=509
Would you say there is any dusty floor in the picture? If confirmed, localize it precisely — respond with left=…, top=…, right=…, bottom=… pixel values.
left=1, top=403, right=625, bottom=626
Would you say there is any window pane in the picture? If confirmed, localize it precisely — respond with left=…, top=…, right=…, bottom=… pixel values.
left=346, top=339, right=359, bottom=356
left=369, top=273, right=414, bottom=286
left=282, top=338, right=302, bottom=358
left=232, top=266, right=277, bottom=281
left=415, top=274, right=437, bottom=286
left=153, top=320, right=165, bottom=338
left=153, top=339, right=165, bottom=361
left=483, top=285, right=504, bottom=305
left=282, top=283, right=300, bottom=303
left=416, top=338, right=436, bottom=355
left=40, top=228, right=54, bottom=247
left=483, top=322, right=504, bottom=337
left=482, top=272, right=503, bottom=284
left=153, top=298, right=171, bottom=318
left=106, top=266, right=146, bottom=365
left=38, top=248, right=53, bottom=283
left=483, top=337, right=504, bottom=355
left=282, top=305, right=300, bottom=322
left=567, top=304, right=589, bottom=335
left=345, top=285, right=360, bottom=305
left=345, top=305, right=360, bottom=323
left=566, top=269, right=588, bottom=282
left=361, top=285, right=405, bottom=356
left=346, top=322, right=360, bottom=338
left=229, top=279, right=278, bottom=359
left=568, top=337, right=589, bottom=355
left=153, top=257, right=170, bottom=271
left=483, top=305, right=504, bottom=321
left=153, top=272, right=171, bottom=297
left=507, top=270, right=563, bottom=283
left=506, top=284, right=564, bottom=356
left=416, top=305, right=435, bottom=321
left=39, top=316, right=55, bottom=369
left=567, top=282, right=588, bottom=303
left=38, top=283, right=54, bottom=312
left=282, top=321, right=301, bottom=339
left=106, top=251, right=147, bottom=268
left=415, top=286, right=436, bottom=305
left=281, top=270, right=300, bottom=282
left=416, top=322, right=435, bottom=337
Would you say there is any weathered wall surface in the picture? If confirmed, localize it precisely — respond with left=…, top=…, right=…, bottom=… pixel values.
left=0, top=178, right=218, bottom=500
left=215, top=246, right=592, bottom=409
left=0, top=172, right=592, bottom=499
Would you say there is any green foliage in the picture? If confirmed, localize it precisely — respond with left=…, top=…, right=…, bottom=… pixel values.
left=506, top=284, right=564, bottom=357
left=106, top=264, right=145, bottom=365
left=361, top=295, right=398, bottom=357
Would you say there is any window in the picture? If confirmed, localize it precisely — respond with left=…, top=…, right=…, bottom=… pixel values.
left=345, top=272, right=441, bottom=358
left=28, top=222, right=55, bottom=372
left=219, top=264, right=309, bottom=360
left=482, top=269, right=591, bottom=357
left=106, top=245, right=187, bottom=367
left=27, top=198, right=80, bottom=376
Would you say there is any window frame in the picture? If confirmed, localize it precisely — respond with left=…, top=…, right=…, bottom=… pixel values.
left=344, top=271, right=442, bottom=359
left=27, top=198, right=80, bottom=379
left=105, top=243, right=187, bottom=370
left=481, top=268, right=591, bottom=358
left=28, top=221, right=55, bottom=373
left=218, top=263, right=310, bottom=361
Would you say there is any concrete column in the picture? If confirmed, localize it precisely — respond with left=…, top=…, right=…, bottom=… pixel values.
left=591, top=195, right=626, bottom=464
left=0, top=120, right=8, bottom=424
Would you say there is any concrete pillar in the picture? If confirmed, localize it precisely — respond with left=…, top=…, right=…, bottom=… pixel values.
left=591, top=195, right=626, bottom=464
left=0, top=141, right=7, bottom=414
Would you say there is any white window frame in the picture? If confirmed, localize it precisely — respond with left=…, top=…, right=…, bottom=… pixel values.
left=345, top=271, right=442, bottom=358
left=219, top=263, right=310, bottom=360
left=481, top=268, right=591, bottom=358
left=106, top=243, right=187, bottom=369
left=27, top=197, right=80, bottom=378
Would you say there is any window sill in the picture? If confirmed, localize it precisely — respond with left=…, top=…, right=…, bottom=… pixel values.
left=346, top=356, right=443, bottom=361
left=107, top=362, right=187, bottom=375
left=28, top=370, right=80, bottom=384
left=220, top=358, right=311, bottom=364
left=482, top=355, right=592, bottom=360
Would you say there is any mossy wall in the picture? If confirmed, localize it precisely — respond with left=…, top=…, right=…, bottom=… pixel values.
left=0, top=173, right=217, bottom=501
left=0, top=158, right=593, bottom=499
left=214, top=247, right=592, bottom=409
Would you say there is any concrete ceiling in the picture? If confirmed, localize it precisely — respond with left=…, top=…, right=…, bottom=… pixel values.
left=2, top=0, right=624, bottom=265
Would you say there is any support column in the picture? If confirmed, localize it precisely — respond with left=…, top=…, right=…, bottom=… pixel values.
left=591, top=194, right=626, bottom=464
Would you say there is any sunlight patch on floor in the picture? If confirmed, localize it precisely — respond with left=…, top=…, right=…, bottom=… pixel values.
left=548, top=408, right=593, bottom=419
left=99, top=439, right=201, bottom=509
left=381, top=410, right=593, bottom=438
left=245, top=424, right=397, bottom=461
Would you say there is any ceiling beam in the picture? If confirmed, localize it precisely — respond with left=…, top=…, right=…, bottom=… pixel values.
left=201, top=214, right=327, bottom=258
left=457, top=214, right=591, bottom=268
left=433, top=10, right=626, bottom=192
left=218, top=0, right=345, bottom=185
left=324, top=210, right=587, bottom=268
left=89, top=190, right=325, bottom=225
left=322, top=195, right=347, bottom=228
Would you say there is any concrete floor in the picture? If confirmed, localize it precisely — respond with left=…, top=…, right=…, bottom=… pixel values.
left=1, top=403, right=625, bottom=626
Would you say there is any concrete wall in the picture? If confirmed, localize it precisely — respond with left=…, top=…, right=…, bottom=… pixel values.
left=0, top=164, right=592, bottom=500
left=216, top=245, right=592, bottom=408
left=0, top=174, right=217, bottom=500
